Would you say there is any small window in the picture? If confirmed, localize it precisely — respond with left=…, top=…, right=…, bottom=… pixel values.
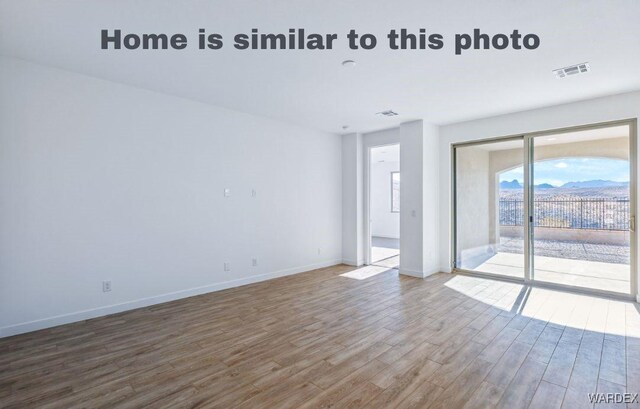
left=391, top=172, right=400, bottom=212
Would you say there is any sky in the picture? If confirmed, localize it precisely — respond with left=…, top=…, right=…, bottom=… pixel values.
left=499, top=158, right=629, bottom=187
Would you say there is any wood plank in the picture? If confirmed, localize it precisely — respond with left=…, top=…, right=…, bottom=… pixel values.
left=0, top=266, right=636, bottom=409
left=462, top=381, right=504, bottom=409
left=428, top=358, right=495, bottom=409
left=333, top=381, right=382, bottom=409
left=298, top=359, right=387, bottom=408
left=485, top=341, right=533, bottom=388
left=599, top=338, right=626, bottom=387
left=496, top=357, right=546, bottom=409
left=542, top=340, right=580, bottom=387
left=363, top=358, right=440, bottom=408
left=527, top=325, right=563, bottom=364
left=529, top=380, right=566, bottom=409
left=562, top=330, right=604, bottom=409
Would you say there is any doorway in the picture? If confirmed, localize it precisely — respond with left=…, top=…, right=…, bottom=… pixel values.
left=369, top=144, right=400, bottom=268
left=453, top=120, right=637, bottom=297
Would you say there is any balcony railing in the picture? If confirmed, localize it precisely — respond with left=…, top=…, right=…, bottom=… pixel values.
left=499, top=199, right=630, bottom=231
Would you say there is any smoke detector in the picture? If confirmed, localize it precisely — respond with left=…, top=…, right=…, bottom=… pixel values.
left=377, top=110, right=399, bottom=117
left=553, top=62, right=590, bottom=78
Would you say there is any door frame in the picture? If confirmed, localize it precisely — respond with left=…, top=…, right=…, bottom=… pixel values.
left=451, top=118, right=638, bottom=300
left=364, top=143, right=401, bottom=266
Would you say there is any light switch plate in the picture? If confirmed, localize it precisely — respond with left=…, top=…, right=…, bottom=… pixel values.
left=102, top=280, right=112, bottom=292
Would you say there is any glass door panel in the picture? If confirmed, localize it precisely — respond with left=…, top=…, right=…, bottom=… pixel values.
left=455, top=138, right=525, bottom=279
left=531, top=124, right=632, bottom=294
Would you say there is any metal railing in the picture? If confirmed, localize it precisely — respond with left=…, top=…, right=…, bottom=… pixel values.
left=499, top=199, right=630, bottom=231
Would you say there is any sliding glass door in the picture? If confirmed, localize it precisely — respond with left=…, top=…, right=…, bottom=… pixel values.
left=454, top=137, right=526, bottom=279
left=531, top=124, right=633, bottom=294
left=453, top=120, right=636, bottom=296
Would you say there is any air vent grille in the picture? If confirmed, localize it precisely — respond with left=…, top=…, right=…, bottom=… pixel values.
left=553, top=63, right=590, bottom=78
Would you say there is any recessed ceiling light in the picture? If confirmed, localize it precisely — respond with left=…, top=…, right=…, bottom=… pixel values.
left=342, top=125, right=349, bottom=130
left=342, top=60, right=356, bottom=67
left=553, top=62, right=590, bottom=78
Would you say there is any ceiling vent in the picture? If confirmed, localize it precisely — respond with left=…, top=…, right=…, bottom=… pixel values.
left=553, top=62, right=590, bottom=78
left=377, top=110, right=398, bottom=117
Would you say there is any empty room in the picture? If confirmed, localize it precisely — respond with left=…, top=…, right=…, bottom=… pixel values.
left=1, top=1, right=639, bottom=408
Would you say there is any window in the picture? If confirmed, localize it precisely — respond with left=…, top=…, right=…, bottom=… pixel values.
left=391, top=172, right=400, bottom=212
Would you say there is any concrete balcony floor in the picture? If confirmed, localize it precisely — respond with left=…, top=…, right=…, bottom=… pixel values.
left=500, top=236, right=629, bottom=264
left=473, top=237, right=630, bottom=294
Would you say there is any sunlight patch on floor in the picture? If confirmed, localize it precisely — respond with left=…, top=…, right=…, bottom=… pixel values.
left=443, top=274, right=636, bottom=336
left=371, top=246, right=400, bottom=263
left=340, top=265, right=392, bottom=280
left=444, top=275, right=524, bottom=313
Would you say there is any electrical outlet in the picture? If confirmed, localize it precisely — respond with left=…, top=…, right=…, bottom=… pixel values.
left=317, top=247, right=322, bottom=255
left=224, top=262, right=231, bottom=271
left=251, top=189, right=257, bottom=197
left=102, top=280, right=112, bottom=292
left=224, top=188, right=231, bottom=197
left=252, top=258, right=258, bottom=267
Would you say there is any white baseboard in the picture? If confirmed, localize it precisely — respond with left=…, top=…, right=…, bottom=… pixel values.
left=636, top=293, right=640, bottom=304
left=400, top=266, right=442, bottom=279
left=341, top=259, right=364, bottom=266
left=399, top=268, right=425, bottom=278
left=424, top=269, right=440, bottom=278
left=0, top=258, right=342, bottom=338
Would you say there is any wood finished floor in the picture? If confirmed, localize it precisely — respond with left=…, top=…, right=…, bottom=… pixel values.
left=1, top=264, right=639, bottom=408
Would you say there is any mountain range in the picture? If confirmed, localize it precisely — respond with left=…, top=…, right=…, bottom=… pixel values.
left=499, top=179, right=629, bottom=189
left=561, top=180, right=629, bottom=188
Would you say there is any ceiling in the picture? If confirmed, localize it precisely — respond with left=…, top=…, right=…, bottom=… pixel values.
left=1, top=0, right=639, bottom=135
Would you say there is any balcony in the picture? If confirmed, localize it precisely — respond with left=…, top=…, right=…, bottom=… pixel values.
left=474, top=198, right=631, bottom=294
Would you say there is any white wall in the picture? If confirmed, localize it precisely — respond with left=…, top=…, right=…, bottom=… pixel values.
left=362, top=128, right=400, bottom=150
left=438, top=91, right=640, bottom=298
left=343, top=123, right=439, bottom=276
left=400, top=120, right=440, bottom=278
left=0, top=56, right=343, bottom=337
left=342, top=133, right=363, bottom=265
left=370, top=160, right=400, bottom=239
